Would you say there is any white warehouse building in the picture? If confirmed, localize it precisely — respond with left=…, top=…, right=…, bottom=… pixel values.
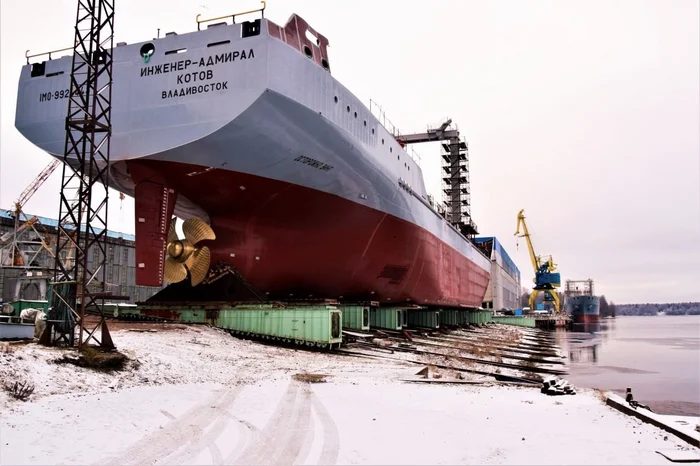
left=475, top=237, right=522, bottom=311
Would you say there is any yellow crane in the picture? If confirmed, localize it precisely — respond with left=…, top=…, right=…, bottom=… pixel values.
left=514, top=209, right=561, bottom=313
left=1, top=159, right=60, bottom=267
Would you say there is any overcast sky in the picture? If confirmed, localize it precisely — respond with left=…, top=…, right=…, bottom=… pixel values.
left=1, top=0, right=698, bottom=304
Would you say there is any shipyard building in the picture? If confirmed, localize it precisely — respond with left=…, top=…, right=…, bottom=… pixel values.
left=475, top=237, right=522, bottom=311
left=0, top=210, right=162, bottom=302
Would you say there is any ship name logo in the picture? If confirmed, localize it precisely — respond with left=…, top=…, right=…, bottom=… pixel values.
left=162, top=82, right=228, bottom=99
left=146, top=48, right=255, bottom=100
left=140, top=49, right=255, bottom=77
left=294, top=155, right=334, bottom=172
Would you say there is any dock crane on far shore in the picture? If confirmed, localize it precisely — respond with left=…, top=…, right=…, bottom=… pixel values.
left=514, top=209, right=562, bottom=313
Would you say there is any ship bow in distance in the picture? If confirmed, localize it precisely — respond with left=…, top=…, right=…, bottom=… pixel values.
left=568, top=296, right=601, bottom=324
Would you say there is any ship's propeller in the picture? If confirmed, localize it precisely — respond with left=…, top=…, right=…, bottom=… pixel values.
left=163, top=217, right=216, bottom=286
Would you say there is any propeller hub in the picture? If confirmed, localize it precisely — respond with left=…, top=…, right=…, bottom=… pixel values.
left=167, top=240, right=194, bottom=261
left=167, top=240, right=184, bottom=259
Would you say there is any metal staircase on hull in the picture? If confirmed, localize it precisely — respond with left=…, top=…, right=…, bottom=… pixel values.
left=396, top=119, right=479, bottom=241
left=441, top=137, right=478, bottom=240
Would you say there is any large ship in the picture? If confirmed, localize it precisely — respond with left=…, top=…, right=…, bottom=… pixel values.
left=564, top=279, right=600, bottom=324
left=13, top=8, right=490, bottom=307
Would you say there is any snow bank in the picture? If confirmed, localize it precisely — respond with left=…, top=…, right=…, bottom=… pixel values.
left=0, top=325, right=410, bottom=407
left=1, top=325, right=697, bottom=465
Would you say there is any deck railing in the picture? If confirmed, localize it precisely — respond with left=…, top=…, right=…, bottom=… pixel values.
left=25, top=47, right=73, bottom=64
left=369, top=99, right=421, bottom=165
left=196, top=1, right=266, bottom=30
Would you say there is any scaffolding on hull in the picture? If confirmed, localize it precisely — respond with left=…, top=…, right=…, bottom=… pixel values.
left=440, top=137, right=478, bottom=239
left=396, top=119, right=479, bottom=241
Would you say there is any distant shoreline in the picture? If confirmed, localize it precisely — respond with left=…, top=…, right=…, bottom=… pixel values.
left=614, top=314, right=700, bottom=317
left=614, top=303, right=700, bottom=317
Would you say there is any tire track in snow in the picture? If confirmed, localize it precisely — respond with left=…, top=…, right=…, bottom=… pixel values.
left=294, top=396, right=316, bottom=466
left=309, top=393, right=340, bottom=465
left=159, top=410, right=176, bottom=420
left=228, top=381, right=312, bottom=465
left=99, top=386, right=242, bottom=466
left=209, top=444, right=224, bottom=466
left=227, top=380, right=340, bottom=466
left=167, top=397, right=258, bottom=465
left=267, top=385, right=312, bottom=465
left=157, top=387, right=245, bottom=465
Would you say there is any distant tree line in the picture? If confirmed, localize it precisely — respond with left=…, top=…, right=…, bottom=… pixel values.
left=614, top=302, right=700, bottom=316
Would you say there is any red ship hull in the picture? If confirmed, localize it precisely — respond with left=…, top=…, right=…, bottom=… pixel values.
left=129, top=160, right=489, bottom=307
left=572, top=314, right=600, bottom=324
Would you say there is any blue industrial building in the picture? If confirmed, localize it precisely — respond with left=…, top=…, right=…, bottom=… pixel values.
left=475, top=237, right=522, bottom=311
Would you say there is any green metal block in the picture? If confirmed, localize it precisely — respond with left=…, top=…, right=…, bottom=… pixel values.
left=219, top=306, right=342, bottom=344
left=114, top=303, right=138, bottom=317
left=439, top=309, right=459, bottom=326
left=134, top=304, right=343, bottom=345
left=406, top=310, right=440, bottom=329
left=370, top=308, right=403, bottom=330
left=340, top=305, right=370, bottom=331
left=458, top=310, right=470, bottom=325
left=466, top=310, right=493, bottom=325
left=85, top=302, right=139, bottom=317
left=491, top=316, right=536, bottom=328
left=10, top=300, right=48, bottom=315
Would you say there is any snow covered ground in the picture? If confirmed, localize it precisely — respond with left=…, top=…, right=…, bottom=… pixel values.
left=1, top=325, right=698, bottom=465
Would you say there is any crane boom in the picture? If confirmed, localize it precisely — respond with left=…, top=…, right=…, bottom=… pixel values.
left=14, top=159, right=60, bottom=211
left=514, top=209, right=540, bottom=273
left=1, top=159, right=60, bottom=268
